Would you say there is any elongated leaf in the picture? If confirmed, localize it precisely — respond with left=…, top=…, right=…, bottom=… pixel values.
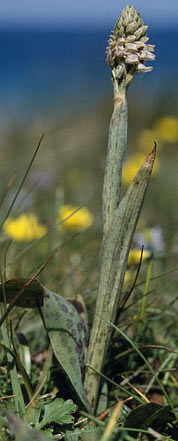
left=0, top=276, right=89, bottom=411
left=100, top=146, right=156, bottom=323
left=85, top=147, right=156, bottom=409
left=43, top=287, right=90, bottom=411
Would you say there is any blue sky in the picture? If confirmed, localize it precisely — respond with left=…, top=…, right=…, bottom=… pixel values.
left=0, top=1, right=178, bottom=28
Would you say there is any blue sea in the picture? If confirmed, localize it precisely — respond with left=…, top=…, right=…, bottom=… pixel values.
left=0, top=27, right=177, bottom=123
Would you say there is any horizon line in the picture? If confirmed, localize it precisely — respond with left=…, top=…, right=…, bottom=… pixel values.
left=0, top=20, right=177, bottom=32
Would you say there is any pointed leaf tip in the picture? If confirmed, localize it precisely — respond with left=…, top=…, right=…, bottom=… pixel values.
left=144, top=143, right=157, bottom=169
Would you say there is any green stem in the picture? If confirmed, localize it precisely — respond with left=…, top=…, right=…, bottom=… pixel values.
left=103, top=77, right=127, bottom=234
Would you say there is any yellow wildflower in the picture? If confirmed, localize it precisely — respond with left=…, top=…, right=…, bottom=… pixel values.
left=122, top=153, right=159, bottom=185
left=57, top=205, right=94, bottom=231
left=3, top=213, right=47, bottom=242
left=153, top=116, right=178, bottom=143
left=128, top=249, right=151, bottom=265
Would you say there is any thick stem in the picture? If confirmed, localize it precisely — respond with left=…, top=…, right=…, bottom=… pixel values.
left=103, top=77, right=128, bottom=234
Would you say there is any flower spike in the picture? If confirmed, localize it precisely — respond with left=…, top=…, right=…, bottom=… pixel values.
left=106, top=4, right=155, bottom=84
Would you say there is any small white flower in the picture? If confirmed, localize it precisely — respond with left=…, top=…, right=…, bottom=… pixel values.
left=118, top=38, right=125, bottom=45
left=125, top=53, right=139, bottom=64
left=135, top=41, right=145, bottom=49
left=139, top=51, right=155, bottom=60
left=137, top=63, right=153, bottom=73
left=141, top=36, right=149, bottom=43
left=125, top=42, right=138, bottom=52
left=146, top=44, right=155, bottom=52
left=126, top=35, right=137, bottom=43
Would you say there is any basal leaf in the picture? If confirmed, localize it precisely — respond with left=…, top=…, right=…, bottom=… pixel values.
left=0, top=278, right=90, bottom=411
left=43, top=287, right=90, bottom=411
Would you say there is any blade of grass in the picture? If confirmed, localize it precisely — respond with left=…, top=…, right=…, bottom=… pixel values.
left=0, top=270, right=26, bottom=417
left=115, top=344, right=176, bottom=361
left=163, top=353, right=177, bottom=385
left=79, top=411, right=152, bottom=436
left=136, top=259, right=153, bottom=342
left=25, top=346, right=53, bottom=425
left=98, top=401, right=123, bottom=441
left=10, top=323, right=33, bottom=402
left=0, top=133, right=44, bottom=232
left=85, top=366, right=146, bottom=405
left=137, top=264, right=178, bottom=288
left=145, top=353, right=177, bottom=395
left=117, top=247, right=144, bottom=319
